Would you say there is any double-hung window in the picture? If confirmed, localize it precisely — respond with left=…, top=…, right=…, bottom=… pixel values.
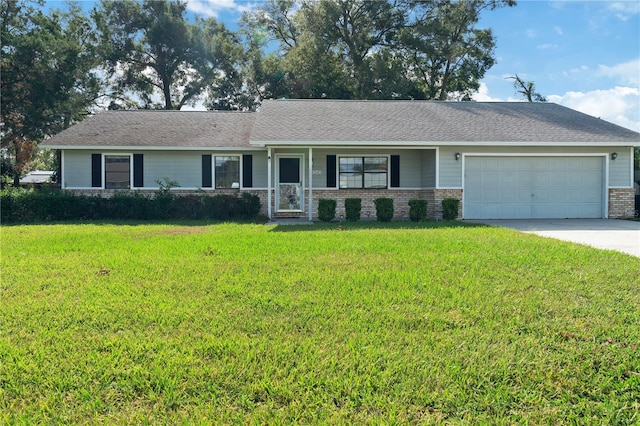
left=339, top=156, right=388, bottom=189
left=104, top=155, right=131, bottom=189
left=215, top=156, right=240, bottom=189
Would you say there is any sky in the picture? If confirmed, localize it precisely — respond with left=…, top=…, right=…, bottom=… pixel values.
left=45, top=0, right=640, bottom=132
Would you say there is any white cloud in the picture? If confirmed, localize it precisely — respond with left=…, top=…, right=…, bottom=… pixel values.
left=596, top=59, right=640, bottom=86
left=525, top=29, right=537, bottom=38
left=607, top=1, right=640, bottom=21
left=186, top=0, right=253, bottom=18
left=537, top=43, right=558, bottom=50
left=471, top=82, right=503, bottom=102
left=547, top=87, right=640, bottom=132
left=554, top=26, right=563, bottom=35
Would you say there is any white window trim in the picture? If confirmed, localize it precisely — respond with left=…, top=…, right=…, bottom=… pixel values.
left=337, top=154, right=391, bottom=189
left=213, top=154, right=243, bottom=190
left=103, top=153, right=133, bottom=190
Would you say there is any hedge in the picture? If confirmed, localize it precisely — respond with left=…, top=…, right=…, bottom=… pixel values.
left=0, top=189, right=262, bottom=223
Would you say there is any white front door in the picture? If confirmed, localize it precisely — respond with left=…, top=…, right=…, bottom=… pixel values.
left=277, top=155, right=304, bottom=211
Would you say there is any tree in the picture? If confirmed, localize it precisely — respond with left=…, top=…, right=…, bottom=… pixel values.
left=96, top=0, right=246, bottom=110
left=247, top=0, right=515, bottom=101
left=399, top=0, right=515, bottom=101
left=508, top=74, right=546, bottom=102
left=1, top=1, right=103, bottom=185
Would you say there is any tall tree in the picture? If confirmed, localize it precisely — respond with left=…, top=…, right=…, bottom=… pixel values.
left=247, top=0, right=515, bottom=101
left=96, top=0, right=245, bottom=110
left=1, top=1, right=103, bottom=185
left=400, top=0, right=515, bottom=100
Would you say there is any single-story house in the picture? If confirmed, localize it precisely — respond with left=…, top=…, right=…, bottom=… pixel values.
left=42, top=99, right=640, bottom=220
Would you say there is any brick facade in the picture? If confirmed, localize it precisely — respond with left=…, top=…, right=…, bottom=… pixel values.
left=69, top=186, right=632, bottom=220
left=608, top=188, right=636, bottom=218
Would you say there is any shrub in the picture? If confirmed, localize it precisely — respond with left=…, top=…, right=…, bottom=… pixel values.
left=0, top=188, right=262, bottom=223
left=344, top=198, right=361, bottom=222
left=374, top=197, right=394, bottom=222
left=442, top=198, right=460, bottom=220
left=318, top=199, right=337, bottom=222
left=202, top=193, right=261, bottom=221
left=408, top=199, right=428, bottom=222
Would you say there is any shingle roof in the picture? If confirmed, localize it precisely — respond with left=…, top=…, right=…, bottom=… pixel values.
left=42, top=100, right=640, bottom=149
left=42, top=110, right=256, bottom=149
left=251, top=99, right=640, bottom=144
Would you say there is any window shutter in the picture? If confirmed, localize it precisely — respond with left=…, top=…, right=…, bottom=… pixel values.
left=91, top=154, right=101, bottom=187
left=390, top=155, right=400, bottom=188
left=133, top=154, right=144, bottom=187
left=202, top=155, right=212, bottom=188
left=326, top=155, right=337, bottom=188
left=242, top=155, right=253, bottom=188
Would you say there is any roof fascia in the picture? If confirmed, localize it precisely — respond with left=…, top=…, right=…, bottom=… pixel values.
left=41, top=145, right=266, bottom=151
left=251, top=140, right=640, bottom=147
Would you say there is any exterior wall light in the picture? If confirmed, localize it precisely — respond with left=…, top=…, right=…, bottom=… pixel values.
left=611, top=152, right=618, bottom=160
left=455, top=153, right=461, bottom=161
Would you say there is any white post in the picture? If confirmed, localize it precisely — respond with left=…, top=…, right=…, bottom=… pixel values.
left=267, top=147, right=272, bottom=220
left=308, top=147, right=313, bottom=221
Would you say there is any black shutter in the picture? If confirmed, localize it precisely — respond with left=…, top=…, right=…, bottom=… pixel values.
left=242, top=155, right=253, bottom=188
left=326, top=155, right=337, bottom=188
left=202, top=155, right=212, bottom=188
left=133, top=154, right=144, bottom=187
left=390, top=155, right=400, bottom=188
left=91, top=154, right=101, bottom=187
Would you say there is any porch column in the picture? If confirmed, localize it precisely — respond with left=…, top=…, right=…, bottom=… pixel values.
left=308, top=147, right=313, bottom=221
left=267, top=147, right=272, bottom=220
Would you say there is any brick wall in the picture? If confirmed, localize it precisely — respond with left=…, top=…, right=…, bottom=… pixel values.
left=608, top=188, right=635, bottom=218
left=307, top=189, right=429, bottom=220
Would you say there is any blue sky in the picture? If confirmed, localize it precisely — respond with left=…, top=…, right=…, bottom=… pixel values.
left=45, top=0, right=640, bottom=131
left=187, top=0, right=640, bottom=131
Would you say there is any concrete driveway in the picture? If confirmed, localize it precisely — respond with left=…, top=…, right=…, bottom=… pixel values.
left=467, top=219, right=640, bottom=257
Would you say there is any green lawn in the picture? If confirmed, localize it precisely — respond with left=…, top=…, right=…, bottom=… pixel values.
left=1, top=222, right=639, bottom=424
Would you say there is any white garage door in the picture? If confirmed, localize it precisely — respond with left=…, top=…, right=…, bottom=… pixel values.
left=464, top=156, right=604, bottom=219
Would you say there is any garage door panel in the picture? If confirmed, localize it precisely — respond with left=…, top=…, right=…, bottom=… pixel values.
left=464, top=156, right=603, bottom=219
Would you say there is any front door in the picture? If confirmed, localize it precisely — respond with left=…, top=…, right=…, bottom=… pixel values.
left=277, top=156, right=303, bottom=211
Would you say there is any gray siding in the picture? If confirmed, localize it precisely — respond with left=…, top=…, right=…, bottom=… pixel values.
left=251, top=151, right=269, bottom=188
left=439, top=147, right=463, bottom=187
left=143, top=151, right=201, bottom=188
left=63, top=150, right=93, bottom=188
left=609, top=147, right=632, bottom=187
left=421, top=150, right=436, bottom=188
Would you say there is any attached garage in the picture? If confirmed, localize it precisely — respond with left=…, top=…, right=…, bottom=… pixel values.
left=464, top=155, right=605, bottom=219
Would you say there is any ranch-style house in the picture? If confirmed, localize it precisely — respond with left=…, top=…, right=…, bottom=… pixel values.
left=42, top=99, right=640, bottom=220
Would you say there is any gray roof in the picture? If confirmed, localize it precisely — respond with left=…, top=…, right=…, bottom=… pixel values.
left=42, top=100, right=639, bottom=149
left=252, top=99, right=640, bottom=144
left=42, top=110, right=256, bottom=149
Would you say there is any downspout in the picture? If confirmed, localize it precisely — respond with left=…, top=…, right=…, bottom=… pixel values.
left=308, top=147, right=313, bottom=221
left=267, top=147, right=272, bottom=220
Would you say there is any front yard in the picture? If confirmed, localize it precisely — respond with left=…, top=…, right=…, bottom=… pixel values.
left=1, top=222, right=638, bottom=423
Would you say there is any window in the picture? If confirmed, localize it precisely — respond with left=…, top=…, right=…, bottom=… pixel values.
left=104, top=155, right=130, bottom=189
left=339, top=156, right=388, bottom=189
left=215, top=156, right=240, bottom=189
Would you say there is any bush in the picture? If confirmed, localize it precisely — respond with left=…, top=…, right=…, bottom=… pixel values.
left=344, top=198, right=361, bottom=222
left=442, top=198, right=460, bottom=220
left=202, top=193, right=261, bottom=221
left=374, top=197, right=394, bottom=222
left=318, top=199, right=337, bottom=222
left=408, top=199, right=428, bottom=222
left=0, top=188, right=262, bottom=223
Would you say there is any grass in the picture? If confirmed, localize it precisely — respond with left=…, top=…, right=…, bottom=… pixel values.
left=1, top=221, right=639, bottom=424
